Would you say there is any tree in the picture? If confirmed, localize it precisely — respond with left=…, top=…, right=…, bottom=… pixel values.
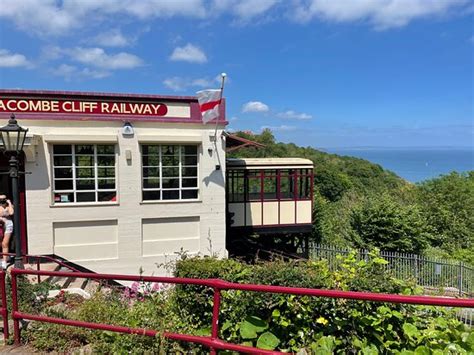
left=350, top=194, right=431, bottom=253
left=416, top=172, right=474, bottom=256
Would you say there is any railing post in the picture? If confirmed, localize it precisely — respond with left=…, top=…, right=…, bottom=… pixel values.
left=459, top=262, right=463, bottom=297
left=210, top=287, right=222, bottom=355
left=11, top=270, right=21, bottom=345
left=0, top=271, right=9, bottom=340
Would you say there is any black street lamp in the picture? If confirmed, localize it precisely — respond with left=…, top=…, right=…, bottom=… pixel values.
left=0, top=114, right=28, bottom=268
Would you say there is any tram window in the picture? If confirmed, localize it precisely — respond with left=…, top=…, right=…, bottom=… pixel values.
left=263, top=176, right=277, bottom=200
left=280, top=175, right=294, bottom=199
left=228, top=170, right=245, bottom=202
left=298, top=173, right=311, bottom=200
left=248, top=176, right=261, bottom=201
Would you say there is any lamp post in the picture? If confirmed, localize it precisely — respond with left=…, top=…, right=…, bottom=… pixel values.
left=0, top=114, right=28, bottom=268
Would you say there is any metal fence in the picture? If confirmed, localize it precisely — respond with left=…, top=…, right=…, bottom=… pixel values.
left=6, top=268, right=474, bottom=352
left=308, top=243, right=473, bottom=297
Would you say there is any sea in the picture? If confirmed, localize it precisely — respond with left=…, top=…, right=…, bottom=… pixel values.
left=325, top=148, right=474, bottom=183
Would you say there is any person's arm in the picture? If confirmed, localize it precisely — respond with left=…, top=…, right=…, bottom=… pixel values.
left=5, top=200, right=13, bottom=216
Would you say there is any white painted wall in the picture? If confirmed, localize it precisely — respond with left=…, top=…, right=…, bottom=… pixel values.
left=23, top=119, right=227, bottom=276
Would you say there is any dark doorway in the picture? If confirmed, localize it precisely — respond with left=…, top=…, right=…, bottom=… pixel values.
left=0, top=152, right=28, bottom=255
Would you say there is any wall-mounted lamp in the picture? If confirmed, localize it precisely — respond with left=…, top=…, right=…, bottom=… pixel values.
left=122, top=122, right=134, bottom=137
left=207, top=148, right=213, bottom=156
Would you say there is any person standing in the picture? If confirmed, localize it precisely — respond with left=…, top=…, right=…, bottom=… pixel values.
left=0, top=194, right=14, bottom=270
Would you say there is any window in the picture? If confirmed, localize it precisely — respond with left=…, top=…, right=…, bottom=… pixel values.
left=52, top=144, right=116, bottom=203
left=226, top=168, right=312, bottom=202
left=142, top=144, right=199, bottom=201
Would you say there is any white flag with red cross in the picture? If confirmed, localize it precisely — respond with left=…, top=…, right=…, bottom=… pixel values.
left=196, top=73, right=226, bottom=124
left=196, top=89, right=222, bottom=124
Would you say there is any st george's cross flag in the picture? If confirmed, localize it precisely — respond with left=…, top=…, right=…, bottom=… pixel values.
left=196, top=89, right=222, bottom=124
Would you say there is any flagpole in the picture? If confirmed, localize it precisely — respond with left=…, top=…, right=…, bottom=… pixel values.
left=214, top=72, right=226, bottom=139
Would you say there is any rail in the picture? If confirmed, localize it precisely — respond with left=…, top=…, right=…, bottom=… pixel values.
left=8, top=268, right=474, bottom=354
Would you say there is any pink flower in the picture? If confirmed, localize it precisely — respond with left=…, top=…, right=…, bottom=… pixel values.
left=152, top=283, right=161, bottom=292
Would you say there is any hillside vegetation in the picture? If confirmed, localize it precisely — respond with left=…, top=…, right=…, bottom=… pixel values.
left=229, top=130, right=474, bottom=264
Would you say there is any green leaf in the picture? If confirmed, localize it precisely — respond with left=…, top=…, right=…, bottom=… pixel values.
left=256, top=332, right=280, bottom=350
left=240, top=316, right=268, bottom=339
left=361, top=345, right=379, bottom=355
left=403, top=323, right=420, bottom=340
left=272, top=309, right=281, bottom=318
left=414, top=346, right=430, bottom=355
left=195, top=327, right=211, bottom=336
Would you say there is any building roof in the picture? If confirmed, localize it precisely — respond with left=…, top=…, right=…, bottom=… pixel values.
left=226, top=157, right=313, bottom=169
left=224, top=133, right=265, bottom=152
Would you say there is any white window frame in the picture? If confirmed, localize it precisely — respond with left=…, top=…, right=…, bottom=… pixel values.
left=141, top=144, right=199, bottom=201
left=52, top=144, right=117, bottom=204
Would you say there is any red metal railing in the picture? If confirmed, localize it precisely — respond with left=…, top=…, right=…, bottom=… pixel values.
left=0, top=271, right=8, bottom=340
left=0, top=253, right=88, bottom=342
left=8, top=268, right=474, bottom=354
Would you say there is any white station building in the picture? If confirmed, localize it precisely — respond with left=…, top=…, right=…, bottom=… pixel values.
left=0, top=89, right=313, bottom=276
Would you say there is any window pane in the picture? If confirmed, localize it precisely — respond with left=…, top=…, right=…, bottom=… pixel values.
left=182, top=190, right=198, bottom=199
left=143, top=190, right=161, bottom=200
left=54, top=179, right=73, bottom=191
left=98, top=168, right=115, bottom=178
left=280, top=176, right=294, bottom=199
left=54, top=193, right=74, bottom=203
left=162, top=178, right=179, bottom=188
left=54, top=168, right=72, bottom=179
left=263, top=176, right=277, bottom=200
left=298, top=176, right=311, bottom=199
left=162, top=167, right=179, bottom=177
left=248, top=178, right=261, bottom=201
left=76, top=155, right=94, bottom=166
left=142, top=155, right=160, bottom=166
left=97, top=156, right=115, bottom=166
left=97, top=145, right=115, bottom=154
left=162, top=145, right=179, bottom=156
left=163, top=190, right=179, bottom=200
left=182, top=178, right=197, bottom=188
left=76, top=168, right=94, bottom=178
left=143, top=167, right=159, bottom=178
left=98, top=191, right=116, bottom=202
left=162, top=155, right=179, bottom=166
left=143, top=178, right=160, bottom=188
left=53, top=156, right=72, bottom=166
left=182, top=167, right=197, bottom=177
left=142, top=145, right=160, bottom=155
left=53, top=145, right=72, bottom=154
left=76, top=179, right=95, bottom=190
left=98, top=179, right=115, bottom=189
left=183, top=145, right=197, bottom=155
left=75, top=145, right=94, bottom=155
left=76, top=192, right=96, bottom=202
left=183, top=156, right=197, bottom=165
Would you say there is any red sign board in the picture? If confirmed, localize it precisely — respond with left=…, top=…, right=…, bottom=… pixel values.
left=0, top=98, right=168, bottom=116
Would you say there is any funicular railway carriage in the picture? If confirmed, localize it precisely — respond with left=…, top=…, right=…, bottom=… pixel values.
left=226, top=158, right=314, bottom=235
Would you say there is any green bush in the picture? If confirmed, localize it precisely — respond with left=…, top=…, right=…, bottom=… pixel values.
left=173, top=252, right=473, bottom=353
left=19, top=252, right=473, bottom=353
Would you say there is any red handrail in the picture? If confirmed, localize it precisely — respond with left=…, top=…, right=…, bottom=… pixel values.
left=9, top=268, right=474, bottom=354
left=0, top=271, right=8, bottom=340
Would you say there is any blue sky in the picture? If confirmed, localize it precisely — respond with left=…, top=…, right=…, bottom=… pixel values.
left=0, top=0, right=472, bottom=148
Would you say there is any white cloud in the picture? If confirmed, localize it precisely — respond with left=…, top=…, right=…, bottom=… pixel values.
left=52, top=64, right=110, bottom=80
left=291, top=0, right=469, bottom=29
left=169, top=44, right=207, bottom=63
left=91, top=29, right=131, bottom=47
left=242, top=101, right=270, bottom=113
left=0, top=0, right=206, bottom=36
left=261, top=125, right=297, bottom=132
left=215, top=0, right=279, bottom=19
left=163, top=75, right=224, bottom=91
left=0, top=0, right=469, bottom=37
left=65, top=47, right=143, bottom=69
left=0, top=49, right=31, bottom=68
left=276, top=110, right=312, bottom=120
